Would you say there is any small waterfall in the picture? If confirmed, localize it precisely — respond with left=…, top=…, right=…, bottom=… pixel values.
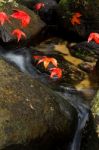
left=69, top=104, right=89, bottom=150
left=57, top=87, right=89, bottom=150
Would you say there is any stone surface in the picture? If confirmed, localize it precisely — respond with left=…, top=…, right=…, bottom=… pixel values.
left=0, top=58, right=77, bottom=149
left=0, top=2, right=46, bottom=44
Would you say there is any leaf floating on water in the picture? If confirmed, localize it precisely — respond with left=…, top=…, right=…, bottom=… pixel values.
left=37, top=56, right=58, bottom=69
left=11, top=9, right=31, bottom=27
left=49, top=67, right=62, bottom=79
left=71, top=12, right=82, bottom=25
left=0, top=12, right=10, bottom=25
left=11, top=29, right=26, bottom=42
left=88, top=32, right=99, bottom=44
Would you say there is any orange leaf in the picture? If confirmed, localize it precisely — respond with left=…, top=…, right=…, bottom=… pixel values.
left=71, top=12, right=82, bottom=25
left=11, top=29, right=26, bottom=42
left=0, top=12, right=10, bottom=26
left=88, top=32, right=99, bottom=44
left=49, top=68, right=62, bottom=79
left=37, top=56, right=58, bottom=69
left=11, top=9, right=31, bottom=27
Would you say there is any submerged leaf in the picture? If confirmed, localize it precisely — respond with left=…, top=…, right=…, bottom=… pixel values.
left=33, top=55, right=41, bottom=60
left=11, top=29, right=26, bottom=42
left=11, top=9, right=31, bottom=27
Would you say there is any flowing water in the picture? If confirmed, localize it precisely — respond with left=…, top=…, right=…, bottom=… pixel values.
left=0, top=38, right=98, bottom=150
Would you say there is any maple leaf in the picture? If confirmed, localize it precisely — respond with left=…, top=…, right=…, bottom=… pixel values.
left=11, top=9, right=31, bottom=27
left=49, top=68, right=62, bottom=79
left=11, top=29, right=26, bottom=42
left=0, top=12, right=10, bottom=26
left=71, top=12, right=82, bottom=25
left=34, top=2, right=45, bottom=11
left=88, top=32, right=99, bottom=44
left=37, top=56, right=58, bottom=69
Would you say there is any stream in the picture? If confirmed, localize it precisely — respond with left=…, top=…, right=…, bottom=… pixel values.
left=0, top=38, right=98, bottom=150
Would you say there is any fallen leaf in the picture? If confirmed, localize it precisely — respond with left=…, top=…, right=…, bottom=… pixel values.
left=11, top=9, right=31, bottom=27
left=37, top=56, right=58, bottom=69
left=11, top=29, right=26, bottom=42
left=49, top=67, right=62, bottom=79
left=71, top=12, right=82, bottom=25
left=34, top=2, right=45, bottom=10
left=88, top=32, right=99, bottom=44
left=0, top=12, right=10, bottom=25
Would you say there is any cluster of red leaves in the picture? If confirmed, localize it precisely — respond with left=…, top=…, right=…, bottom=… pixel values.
left=11, top=9, right=31, bottom=27
left=0, top=10, right=31, bottom=42
left=71, top=12, right=82, bottom=25
left=33, top=55, right=62, bottom=79
left=34, top=2, right=45, bottom=11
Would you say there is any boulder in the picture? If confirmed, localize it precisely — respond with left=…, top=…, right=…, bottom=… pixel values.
left=0, top=58, right=77, bottom=149
left=0, top=2, right=46, bottom=47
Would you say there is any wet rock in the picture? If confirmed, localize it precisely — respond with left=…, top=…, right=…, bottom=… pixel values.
left=78, top=62, right=94, bottom=73
left=32, top=53, right=85, bottom=85
left=0, top=2, right=46, bottom=47
left=91, top=90, right=99, bottom=138
left=31, top=39, right=86, bottom=85
left=69, top=41, right=98, bottom=62
left=0, top=58, right=77, bottom=149
left=59, top=0, right=99, bottom=38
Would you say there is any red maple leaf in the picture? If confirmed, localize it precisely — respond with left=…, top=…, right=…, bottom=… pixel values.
left=88, top=32, right=99, bottom=44
left=37, top=56, right=58, bottom=69
left=49, top=68, right=62, bottom=79
left=0, top=12, right=10, bottom=25
left=34, top=2, right=45, bottom=10
left=71, top=12, right=82, bottom=25
left=11, top=9, right=31, bottom=27
left=11, top=29, right=26, bottom=42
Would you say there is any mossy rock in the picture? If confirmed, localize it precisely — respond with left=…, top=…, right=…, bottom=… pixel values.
left=0, top=58, right=77, bottom=149
left=91, top=90, right=99, bottom=138
left=0, top=2, right=46, bottom=45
